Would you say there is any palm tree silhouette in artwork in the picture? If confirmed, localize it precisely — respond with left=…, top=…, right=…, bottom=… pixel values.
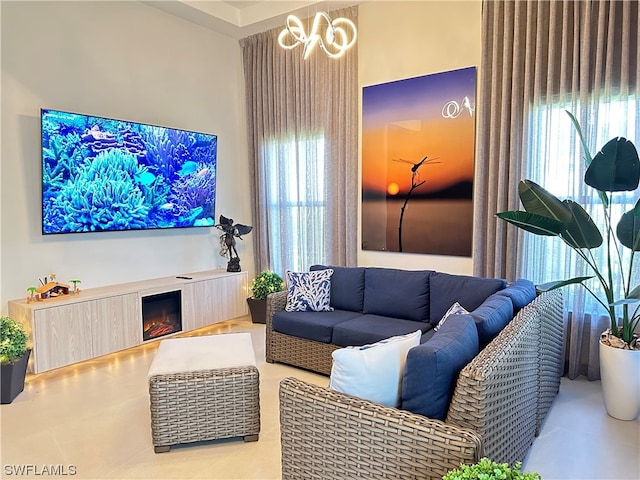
left=392, top=155, right=440, bottom=252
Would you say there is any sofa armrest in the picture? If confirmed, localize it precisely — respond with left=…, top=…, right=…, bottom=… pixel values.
left=445, top=294, right=540, bottom=465
left=265, top=290, right=288, bottom=363
left=279, top=377, right=482, bottom=480
left=531, top=288, right=564, bottom=433
left=266, top=290, right=288, bottom=324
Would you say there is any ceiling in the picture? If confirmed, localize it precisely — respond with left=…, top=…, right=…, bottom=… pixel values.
left=145, top=1, right=361, bottom=40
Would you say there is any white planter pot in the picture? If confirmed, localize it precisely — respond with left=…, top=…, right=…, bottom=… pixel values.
left=599, top=339, right=640, bottom=421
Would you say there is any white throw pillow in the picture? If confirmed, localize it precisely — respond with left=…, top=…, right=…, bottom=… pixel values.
left=434, top=301, right=469, bottom=331
left=285, top=269, right=334, bottom=312
left=328, top=330, right=421, bottom=408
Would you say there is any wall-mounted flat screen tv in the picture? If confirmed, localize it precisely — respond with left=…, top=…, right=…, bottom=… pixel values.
left=41, top=109, right=217, bottom=235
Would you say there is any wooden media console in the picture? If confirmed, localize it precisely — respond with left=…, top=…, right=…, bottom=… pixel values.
left=8, top=270, right=248, bottom=373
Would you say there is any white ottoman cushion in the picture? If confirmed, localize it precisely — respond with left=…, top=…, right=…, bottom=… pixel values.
left=148, top=333, right=256, bottom=378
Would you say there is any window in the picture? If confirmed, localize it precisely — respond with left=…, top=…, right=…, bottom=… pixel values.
left=262, top=132, right=328, bottom=274
left=522, top=96, right=638, bottom=314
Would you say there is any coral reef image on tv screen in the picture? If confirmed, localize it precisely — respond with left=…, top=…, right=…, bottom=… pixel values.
left=41, top=109, right=217, bottom=234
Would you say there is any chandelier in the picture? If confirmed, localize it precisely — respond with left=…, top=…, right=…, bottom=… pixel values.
left=278, top=12, right=357, bottom=59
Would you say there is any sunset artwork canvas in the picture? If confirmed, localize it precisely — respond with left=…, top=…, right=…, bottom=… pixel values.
left=361, top=67, right=477, bottom=256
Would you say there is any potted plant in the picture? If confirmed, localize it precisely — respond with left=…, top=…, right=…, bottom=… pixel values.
left=497, top=111, right=639, bottom=420
left=443, top=458, right=541, bottom=480
left=247, top=270, right=284, bottom=324
left=1, top=316, right=30, bottom=404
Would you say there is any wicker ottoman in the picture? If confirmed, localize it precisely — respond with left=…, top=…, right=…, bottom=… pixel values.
left=148, top=333, right=260, bottom=453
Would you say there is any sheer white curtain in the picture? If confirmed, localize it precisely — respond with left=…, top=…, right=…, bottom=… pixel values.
left=240, top=7, right=358, bottom=276
left=524, top=99, right=638, bottom=380
left=475, top=0, right=639, bottom=379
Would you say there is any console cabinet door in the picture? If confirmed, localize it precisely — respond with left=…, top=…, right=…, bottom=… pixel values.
left=33, top=303, right=94, bottom=372
left=183, top=273, right=248, bottom=330
left=91, top=294, right=141, bottom=357
left=215, top=273, right=248, bottom=321
left=183, top=279, right=223, bottom=329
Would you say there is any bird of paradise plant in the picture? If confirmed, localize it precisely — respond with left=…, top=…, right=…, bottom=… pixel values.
left=496, top=111, right=639, bottom=349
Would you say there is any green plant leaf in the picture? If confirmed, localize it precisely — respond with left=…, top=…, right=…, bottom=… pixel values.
left=628, top=284, right=640, bottom=299
left=585, top=137, right=640, bottom=192
left=518, top=180, right=573, bottom=222
left=611, top=298, right=640, bottom=306
left=496, top=211, right=566, bottom=236
left=565, top=110, right=594, bottom=165
left=537, top=276, right=594, bottom=292
left=0, top=316, right=28, bottom=364
left=560, top=200, right=603, bottom=248
left=616, top=198, right=640, bottom=251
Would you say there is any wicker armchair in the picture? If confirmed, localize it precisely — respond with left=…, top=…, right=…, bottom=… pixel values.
left=277, top=290, right=564, bottom=479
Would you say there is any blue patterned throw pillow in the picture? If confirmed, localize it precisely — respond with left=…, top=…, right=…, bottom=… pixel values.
left=285, top=269, right=334, bottom=312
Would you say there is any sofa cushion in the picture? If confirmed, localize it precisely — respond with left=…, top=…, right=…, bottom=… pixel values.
left=429, top=272, right=507, bottom=327
left=496, top=279, right=537, bottom=312
left=329, top=330, right=421, bottom=407
left=470, top=293, right=514, bottom=349
left=331, top=315, right=432, bottom=347
left=400, top=314, right=479, bottom=420
left=272, top=310, right=362, bottom=343
left=363, top=268, right=432, bottom=322
left=310, top=265, right=366, bottom=312
left=285, top=269, right=334, bottom=312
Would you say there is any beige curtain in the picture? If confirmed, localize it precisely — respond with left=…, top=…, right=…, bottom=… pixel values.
left=475, top=0, right=639, bottom=379
left=240, top=7, right=358, bottom=275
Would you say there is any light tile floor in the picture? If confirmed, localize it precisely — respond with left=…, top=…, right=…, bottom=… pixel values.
left=1, top=317, right=638, bottom=479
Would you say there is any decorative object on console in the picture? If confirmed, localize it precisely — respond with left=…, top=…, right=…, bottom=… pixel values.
left=497, top=111, right=640, bottom=420
left=247, top=270, right=284, bottom=324
left=26, top=287, right=37, bottom=303
left=285, top=269, right=334, bottom=312
left=215, top=215, right=252, bottom=272
left=278, top=11, right=357, bottom=59
left=329, top=330, right=421, bottom=408
left=36, top=281, right=70, bottom=299
left=69, top=279, right=82, bottom=294
left=26, top=275, right=82, bottom=302
left=0, top=316, right=30, bottom=404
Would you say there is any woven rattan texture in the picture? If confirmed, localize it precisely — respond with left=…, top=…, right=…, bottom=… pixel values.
left=534, top=289, right=564, bottom=433
left=279, top=376, right=481, bottom=480
left=149, top=367, right=260, bottom=448
left=446, top=294, right=545, bottom=464
left=266, top=290, right=339, bottom=375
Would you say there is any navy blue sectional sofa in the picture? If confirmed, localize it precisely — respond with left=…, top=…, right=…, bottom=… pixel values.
left=268, top=265, right=516, bottom=375
left=268, top=266, right=565, bottom=478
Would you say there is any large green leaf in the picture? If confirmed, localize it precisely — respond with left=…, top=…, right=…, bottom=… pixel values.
left=616, top=198, right=640, bottom=251
left=628, top=285, right=640, bottom=299
left=495, top=211, right=566, bottom=236
left=518, top=180, right=573, bottom=222
left=560, top=200, right=603, bottom=249
left=585, top=137, right=640, bottom=192
left=537, top=276, right=594, bottom=292
left=565, top=110, right=594, bottom=165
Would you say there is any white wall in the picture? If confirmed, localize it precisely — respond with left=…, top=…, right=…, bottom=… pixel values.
left=357, top=1, right=482, bottom=274
left=0, top=1, right=252, bottom=313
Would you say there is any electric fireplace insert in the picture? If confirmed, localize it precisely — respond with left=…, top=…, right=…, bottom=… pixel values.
left=142, top=291, right=182, bottom=341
